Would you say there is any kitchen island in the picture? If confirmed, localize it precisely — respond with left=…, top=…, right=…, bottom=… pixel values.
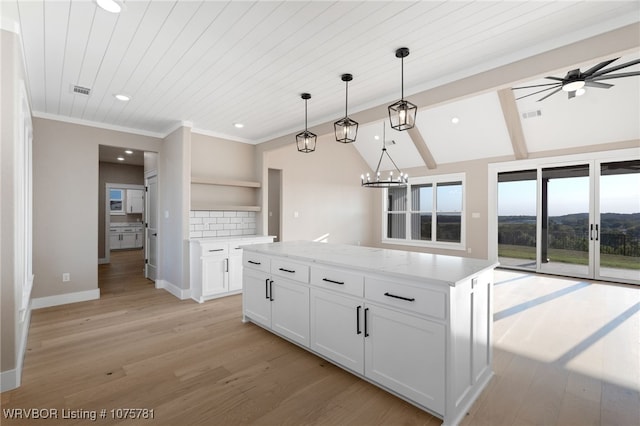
left=242, top=241, right=498, bottom=426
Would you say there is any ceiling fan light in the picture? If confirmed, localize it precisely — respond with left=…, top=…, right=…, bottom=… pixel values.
left=562, top=80, right=585, bottom=92
left=96, top=0, right=121, bottom=13
left=576, top=88, right=586, bottom=97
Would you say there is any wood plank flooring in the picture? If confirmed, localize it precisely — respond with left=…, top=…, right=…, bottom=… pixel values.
left=1, top=251, right=639, bottom=425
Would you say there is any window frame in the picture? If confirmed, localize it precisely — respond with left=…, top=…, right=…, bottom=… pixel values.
left=381, top=173, right=466, bottom=251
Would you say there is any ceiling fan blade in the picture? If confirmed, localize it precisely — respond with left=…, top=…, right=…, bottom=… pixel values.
left=545, top=76, right=565, bottom=82
left=584, top=80, right=613, bottom=89
left=512, top=82, right=561, bottom=90
left=591, top=59, right=640, bottom=78
left=514, top=84, right=561, bottom=100
left=582, top=58, right=619, bottom=76
left=591, top=71, right=640, bottom=81
left=537, top=87, right=563, bottom=102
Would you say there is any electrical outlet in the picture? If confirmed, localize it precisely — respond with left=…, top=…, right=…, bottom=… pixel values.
left=62, top=273, right=70, bottom=282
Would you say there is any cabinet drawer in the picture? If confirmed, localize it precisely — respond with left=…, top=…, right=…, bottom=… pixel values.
left=243, top=253, right=270, bottom=273
left=365, top=278, right=446, bottom=320
left=200, top=242, right=228, bottom=257
left=228, top=244, right=244, bottom=257
left=310, top=266, right=363, bottom=297
left=271, top=259, right=310, bottom=284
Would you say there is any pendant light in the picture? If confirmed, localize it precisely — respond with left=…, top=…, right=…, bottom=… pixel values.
left=334, top=74, right=358, bottom=143
left=361, top=122, right=408, bottom=188
left=388, top=47, right=417, bottom=131
left=296, top=93, right=316, bottom=153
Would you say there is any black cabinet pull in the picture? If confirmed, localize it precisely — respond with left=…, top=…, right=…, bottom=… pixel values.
left=269, top=280, right=274, bottom=301
left=384, top=292, right=415, bottom=302
left=364, top=307, right=369, bottom=337
left=208, top=248, right=224, bottom=252
left=248, top=260, right=261, bottom=265
left=590, top=224, right=594, bottom=241
left=265, top=278, right=270, bottom=299
left=356, top=305, right=362, bottom=335
left=322, top=278, right=344, bottom=285
left=595, top=224, right=599, bottom=241
left=279, top=268, right=295, bottom=274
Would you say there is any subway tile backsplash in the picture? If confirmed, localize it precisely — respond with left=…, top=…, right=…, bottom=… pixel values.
left=189, top=211, right=256, bottom=239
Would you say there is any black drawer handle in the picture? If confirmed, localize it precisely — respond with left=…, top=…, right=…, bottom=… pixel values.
left=208, top=248, right=224, bottom=252
left=356, top=305, right=362, bottom=335
left=364, top=307, right=369, bottom=337
left=265, top=278, right=269, bottom=299
left=384, top=292, right=415, bottom=302
left=248, top=260, right=261, bottom=265
left=269, top=280, right=274, bottom=301
left=279, top=268, right=295, bottom=274
left=322, top=278, right=344, bottom=285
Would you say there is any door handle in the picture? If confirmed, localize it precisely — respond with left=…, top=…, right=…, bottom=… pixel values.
left=590, top=224, right=594, bottom=241
left=595, top=224, right=599, bottom=241
left=224, top=258, right=228, bottom=272
left=265, top=278, right=270, bottom=299
left=152, top=233, right=157, bottom=237
left=356, top=305, right=362, bottom=335
left=364, top=307, right=369, bottom=337
left=269, top=280, right=274, bottom=301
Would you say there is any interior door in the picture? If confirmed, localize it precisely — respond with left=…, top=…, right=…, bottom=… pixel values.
left=145, top=174, right=158, bottom=281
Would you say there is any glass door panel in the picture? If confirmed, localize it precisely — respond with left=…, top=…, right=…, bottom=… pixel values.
left=597, top=160, right=640, bottom=283
left=540, top=164, right=591, bottom=277
left=498, top=170, right=537, bottom=270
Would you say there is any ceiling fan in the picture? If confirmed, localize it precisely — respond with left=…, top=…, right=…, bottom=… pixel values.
left=512, top=57, right=640, bottom=102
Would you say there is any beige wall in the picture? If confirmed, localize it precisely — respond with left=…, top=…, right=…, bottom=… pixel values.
left=31, top=118, right=161, bottom=299
left=98, top=162, right=144, bottom=259
left=1, top=28, right=27, bottom=382
left=262, top=134, right=376, bottom=246
left=159, top=126, right=191, bottom=289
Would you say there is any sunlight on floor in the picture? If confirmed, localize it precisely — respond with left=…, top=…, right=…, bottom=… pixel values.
left=493, top=269, right=640, bottom=390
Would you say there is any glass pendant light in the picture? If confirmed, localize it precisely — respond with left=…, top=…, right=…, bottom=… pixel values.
left=361, top=121, right=408, bottom=188
left=296, top=93, right=316, bottom=153
left=334, top=74, right=358, bottom=143
left=388, top=47, right=417, bottom=131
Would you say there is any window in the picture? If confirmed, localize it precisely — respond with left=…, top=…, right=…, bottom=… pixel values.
left=383, top=174, right=465, bottom=249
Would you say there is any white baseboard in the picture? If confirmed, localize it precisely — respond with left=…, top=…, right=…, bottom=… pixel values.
left=0, top=305, right=31, bottom=392
left=98, top=257, right=108, bottom=264
left=156, top=279, right=190, bottom=300
left=32, top=289, right=100, bottom=309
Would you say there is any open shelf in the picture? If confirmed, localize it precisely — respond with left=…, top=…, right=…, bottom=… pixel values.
left=191, top=176, right=261, bottom=188
left=190, top=203, right=261, bottom=212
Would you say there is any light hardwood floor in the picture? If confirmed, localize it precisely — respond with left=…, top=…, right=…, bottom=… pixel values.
left=1, top=250, right=638, bottom=425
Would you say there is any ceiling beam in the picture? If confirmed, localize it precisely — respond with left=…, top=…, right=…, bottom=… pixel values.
left=258, top=22, right=639, bottom=155
left=406, top=127, right=437, bottom=169
left=497, top=88, right=528, bottom=160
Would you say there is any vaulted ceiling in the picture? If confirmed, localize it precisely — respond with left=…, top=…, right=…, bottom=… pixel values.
left=4, top=0, right=639, bottom=170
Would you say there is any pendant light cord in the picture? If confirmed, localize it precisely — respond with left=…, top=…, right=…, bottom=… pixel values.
left=345, top=80, right=349, bottom=118
left=401, top=55, right=404, bottom=100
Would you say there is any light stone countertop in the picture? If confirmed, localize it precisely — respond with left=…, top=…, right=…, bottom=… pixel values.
left=243, top=241, right=499, bottom=287
left=190, top=235, right=275, bottom=243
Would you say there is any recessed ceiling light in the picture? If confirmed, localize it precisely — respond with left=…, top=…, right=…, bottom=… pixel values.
left=374, top=135, right=380, bottom=140
left=234, top=123, right=244, bottom=129
left=117, top=157, right=125, bottom=161
left=96, top=0, right=121, bottom=13
left=451, top=117, right=460, bottom=124
left=115, top=94, right=130, bottom=101
left=125, top=150, right=133, bottom=155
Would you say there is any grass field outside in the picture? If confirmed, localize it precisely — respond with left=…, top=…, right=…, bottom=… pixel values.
left=498, top=244, right=640, bottom=270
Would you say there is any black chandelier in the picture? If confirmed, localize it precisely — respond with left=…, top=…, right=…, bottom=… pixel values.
left=296, top=93, right=317, bottom=153
left=334, top=73, right=358, bottom=143
left=361, top=122, right=408, bottom=188
left=388, top=47, right=417, bottom=131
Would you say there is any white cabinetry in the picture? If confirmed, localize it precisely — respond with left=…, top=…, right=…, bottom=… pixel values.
left=110, top=224, right=143, bottom=250
left=190, top=236, right=274, bottom=303
left=126, top=189, right=144, bottom=214
left=243, top=255, right=310, bottom=347
left=242, top=241, right=497, bottom=426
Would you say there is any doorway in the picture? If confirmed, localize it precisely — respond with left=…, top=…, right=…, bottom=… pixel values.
left=268, top=168, right=282, bottom=242
left=494, top=154, right=639, bottom=285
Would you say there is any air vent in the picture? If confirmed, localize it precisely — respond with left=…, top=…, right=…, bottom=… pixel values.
left=72, top=85, right=91, bottom=96
left=522, top=109, right=542, bottom=119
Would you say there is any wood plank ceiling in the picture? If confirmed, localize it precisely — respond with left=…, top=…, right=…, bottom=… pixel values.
left=4, top=0, right=640, bottom=169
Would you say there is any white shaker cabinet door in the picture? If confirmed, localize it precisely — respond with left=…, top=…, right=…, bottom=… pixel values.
left=364, top=304, right=446, bottom=415
left=270, top=278, right=310, bottom=348
left=310, top=288, right=364, bottom=374
left=227, top=253, right=243, bottom=292
left=243, top=268, right=271, bottom=328
left=202, top=256, right=227, bottom=296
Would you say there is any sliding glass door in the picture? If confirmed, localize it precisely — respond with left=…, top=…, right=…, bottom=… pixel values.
left=596, top=160, right=640, bottom=282
left=496, top=156, right=639, bottom=285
